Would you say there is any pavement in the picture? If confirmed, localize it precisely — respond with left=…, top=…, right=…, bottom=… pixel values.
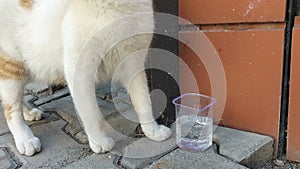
left=0, top=82, right=274, bottom=169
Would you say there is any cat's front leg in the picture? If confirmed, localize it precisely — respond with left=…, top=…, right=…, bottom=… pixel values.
left=64, top=55, right=114, bottom=153
left=0, top=80, right=41, bottom=156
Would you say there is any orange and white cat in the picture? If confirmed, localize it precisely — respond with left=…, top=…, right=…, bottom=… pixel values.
left=0, top=0, right=171, bottom=156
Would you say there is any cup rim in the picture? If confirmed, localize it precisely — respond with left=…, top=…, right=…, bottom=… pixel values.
left=172, top=93, right=217, bottom=113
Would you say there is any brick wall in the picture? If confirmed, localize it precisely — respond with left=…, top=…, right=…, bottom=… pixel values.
left=179, top=0, right=287, bottom=155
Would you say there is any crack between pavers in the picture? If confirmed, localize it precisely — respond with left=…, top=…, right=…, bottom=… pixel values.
left=0, top=147, right=23, bottom=169
left=57, top=110, right=133, bottom=145
left=28, top=88, right=71, bottom=107
left=145, top=147, right=180, bottom=168
left=23, top=95, right=85, bottom=145
left=25, top=88, right=49, bottom=97
left=0, top=112, right=61, bottom=137
left=104, top=111, right=123, bottom=120
left=213, top=142, right=236, bottom=161
left=24, top=94, right=39, bottom=102
left=61, top=123, right=87, bottom=145
left=0, top=132, right=10, bottom=137
left=33, top=92, right=70, bottom=107
left=47, top=112, right=88, bottom=145
left=114, top=155, right=126, bottom=169
left=212, top=142, right=249, bottom=168
left=119, top=146, right=179, bottom=169
left=27, top=111, right=62, bottom=127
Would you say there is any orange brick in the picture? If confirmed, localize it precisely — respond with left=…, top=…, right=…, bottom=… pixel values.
left=287, top=16, right=300, bottom=162
left=179, top=0, right=286, bottom=24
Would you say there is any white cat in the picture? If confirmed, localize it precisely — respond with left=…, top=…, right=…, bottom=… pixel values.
left=0, top=0, right=171, bottom=156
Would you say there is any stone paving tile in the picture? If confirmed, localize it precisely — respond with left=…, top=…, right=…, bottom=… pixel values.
left=38, top=87, right=141, bottom=143
left=39, top=96, right=116, bottom=121
left=0, top=158, right=17, bottom=169
left=23, top=95, right=38, bottom=108
left=33, top=88, right=70, bottom=106
left=214, top=126, right=274, bottom=168
left=0, top=120, right=91, bottom=169
left=0, top=103, right=60, bottom=136
left=25, top=82, right=49, bottom=96
left=146, top=148, right=248, bottom=169
left=0, top=148, right=6, bottom=157
left=39, top=95, right=124, bottom=144
left=0, top=147, right=19, bottom=169
left=22, top=95, right=62, bottom=128
left=106, top=112, right=139, bottom=138
left=0, top=104, right=7, bottom=135
left=120, top=124, right=273, bottom=169
left=62, top=153, right=119, bottom=169
left=0, top=86, right=276, bottom=169
left=39, top=96, right=85, bottom=143
left=120, top=126, right=176, bottom=169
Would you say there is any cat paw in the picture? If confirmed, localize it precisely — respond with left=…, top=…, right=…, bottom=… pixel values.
left=16, top=137, right=41, bottom=156
left=89, top=136, right=115, bottom=153
left=143, top=125, right=172, bottom=141
left=23, top=108, right=43, bottom=121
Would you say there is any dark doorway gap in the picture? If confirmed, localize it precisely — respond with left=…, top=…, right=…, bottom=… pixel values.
left=278, top=0, right=298, bottom=157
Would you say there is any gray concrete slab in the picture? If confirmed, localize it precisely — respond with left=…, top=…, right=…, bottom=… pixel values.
left=22, top=95, right=62, bottom=128
left=0, top=147, right=19, bottom=169
left=120, top=126, right=176, bottom=169
left=39, top=95, right=116, bottom=121
left=62, top=154, right=118, bottom=169
left=25, top=82, right=49, bottom=96
left=23, top=95, right=38, bottom=108
left=120, top=125, right=273, bottom=169
left=39, top=95, right=138, bottom=145
left=33, top=88, right=70, bottom=106
left=39, top=96, right=90, bottom=144
left=0, top=88, right=276, bottom=169
left=0, top=158, right=17, bottom=169
left=0, top=103, right=59, bottom=136
left=0, top=104, right=8, bottom=135
left=214, top=126, right=274, bottom=168
left=0, top=120, right=91, bottom=169
left=106, top=112, right=139, bottom=138
left=146, top=148, right=248, bottom=169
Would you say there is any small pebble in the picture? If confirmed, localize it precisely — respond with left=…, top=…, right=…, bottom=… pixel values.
left=274, top=159, right=285, bottom=167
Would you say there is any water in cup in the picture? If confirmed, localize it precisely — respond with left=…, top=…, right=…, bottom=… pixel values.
left=173, top=93, right=216, bottom=152
left=176, top=115, right=213, bottom=152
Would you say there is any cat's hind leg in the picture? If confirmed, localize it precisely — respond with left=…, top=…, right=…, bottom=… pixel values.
left=0, top=52, right=41, bottom=156
left=121, top=69, right=172, bottom=141
left=23, top=106, right=43, bottom=122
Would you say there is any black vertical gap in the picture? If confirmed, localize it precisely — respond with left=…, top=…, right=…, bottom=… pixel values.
left=278, top=0, right=297, bottom=157
left=296, top=0, right=300, bottom=16
left=148, top=0, right=179, bottom=126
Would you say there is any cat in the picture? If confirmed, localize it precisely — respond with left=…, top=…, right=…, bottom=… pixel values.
left=0, top=0, right=172, bottom=156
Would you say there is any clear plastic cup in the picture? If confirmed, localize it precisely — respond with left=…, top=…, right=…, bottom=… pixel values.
left=173, top=93, right=217, bottom=152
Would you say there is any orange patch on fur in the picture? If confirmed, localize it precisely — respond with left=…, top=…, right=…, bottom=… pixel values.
left=3, top=104, right=13, bottom=121
left=0, top=50, right=27, bottom=80
left=19, top=0, right=34, bottom=10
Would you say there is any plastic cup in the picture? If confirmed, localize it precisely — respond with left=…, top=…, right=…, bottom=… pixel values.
left=172, top=93, right=217, bottom=152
